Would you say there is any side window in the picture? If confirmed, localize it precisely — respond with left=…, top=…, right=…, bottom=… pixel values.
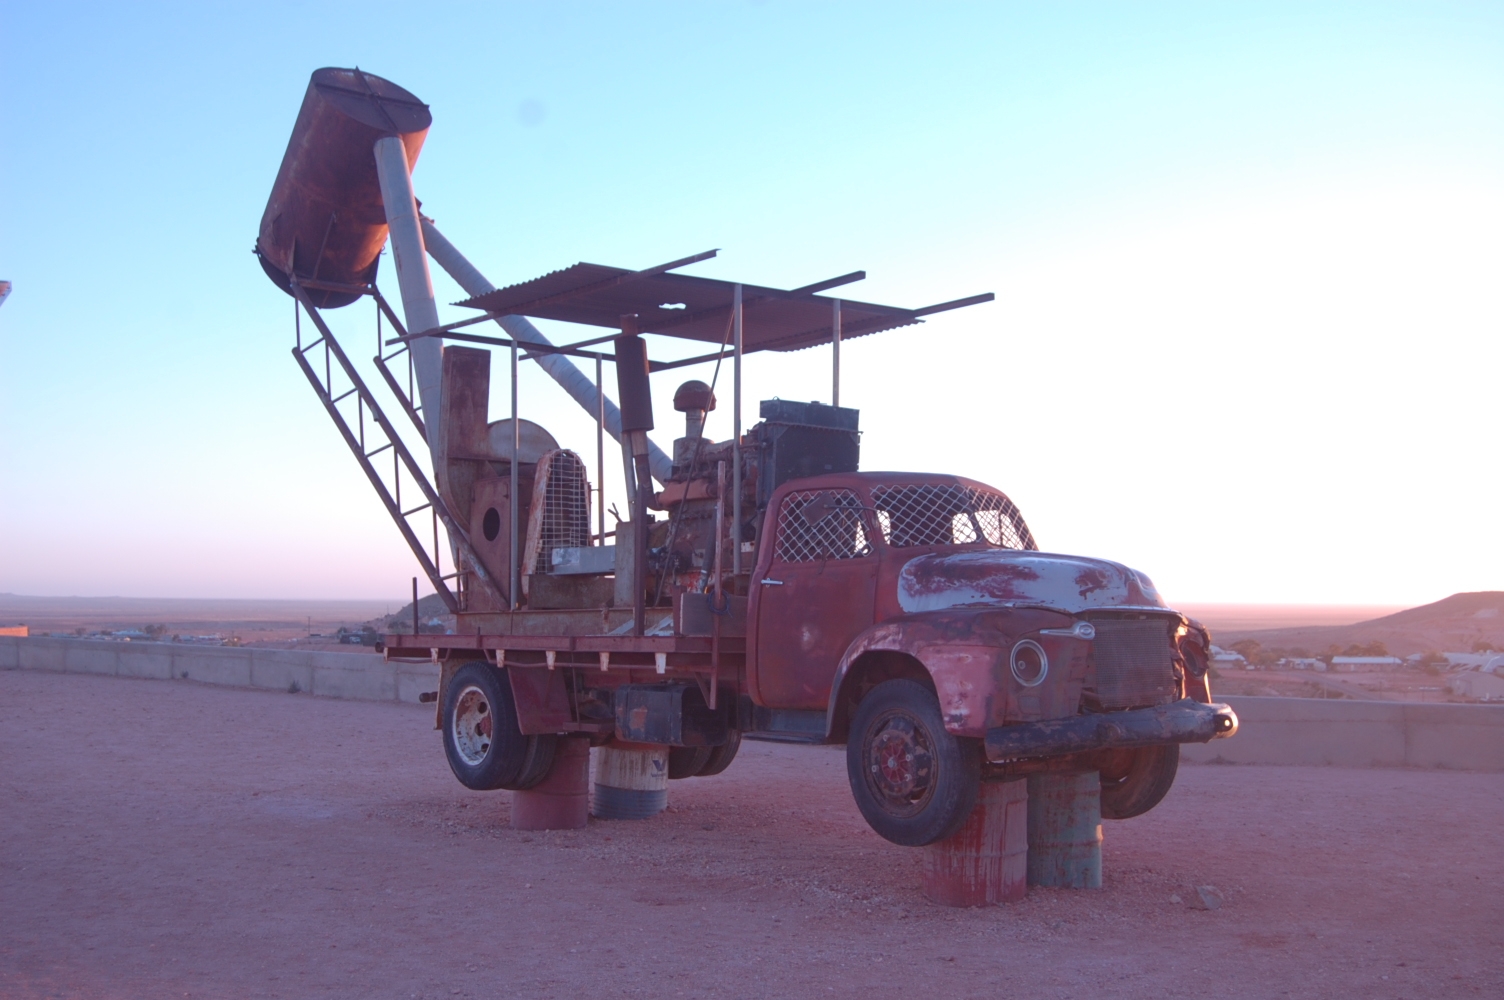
left=774, top=489, right=873, bottom=563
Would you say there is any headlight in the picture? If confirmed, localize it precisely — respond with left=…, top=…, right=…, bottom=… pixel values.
left=1010, top=639, right=1049, bottom=687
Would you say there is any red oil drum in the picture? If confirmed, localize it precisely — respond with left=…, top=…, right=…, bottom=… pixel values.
left=922, top=778, right=1029, bottom=906
left=511, top=737, right=591, bottom=831
left=255, top=67, right=430, bottom=308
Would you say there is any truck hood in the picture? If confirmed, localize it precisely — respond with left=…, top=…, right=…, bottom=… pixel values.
left=897, top=550, right=1171, bottom=615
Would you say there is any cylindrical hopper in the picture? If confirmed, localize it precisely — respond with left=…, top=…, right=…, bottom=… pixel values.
left=255, top=68, right=431, bottom=309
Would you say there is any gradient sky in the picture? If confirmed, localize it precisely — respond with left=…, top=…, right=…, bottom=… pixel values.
left=2, top=2, right=1501, bottom=606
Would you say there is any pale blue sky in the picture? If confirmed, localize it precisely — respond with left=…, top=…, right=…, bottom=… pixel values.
left=2, top=2, right=1501, bottom=604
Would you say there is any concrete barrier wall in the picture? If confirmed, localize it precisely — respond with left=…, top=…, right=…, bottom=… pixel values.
left=0, top=636, right=440, bottom=705
left=4, top=639, right=1502, bottom=771
left=1181, top=696, right=1504, bottom=772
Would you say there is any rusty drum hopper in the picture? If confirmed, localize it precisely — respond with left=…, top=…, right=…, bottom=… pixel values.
left=255, top=68, right=431, bottom=310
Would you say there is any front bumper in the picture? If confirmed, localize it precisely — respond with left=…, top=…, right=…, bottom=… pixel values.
left=984, top=698, right=1238, bottom=763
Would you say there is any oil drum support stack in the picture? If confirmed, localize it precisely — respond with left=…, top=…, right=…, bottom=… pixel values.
left=511, top=737, right=591, bottom=831
left=923, top=770, right=1105, bottom=906
left=591, top=746, right=669, bottom=820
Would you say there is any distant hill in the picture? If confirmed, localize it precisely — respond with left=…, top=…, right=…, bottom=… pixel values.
left=1212, top=591, right=1504, bottom=657
left=368, top=593, right=454, bottom=633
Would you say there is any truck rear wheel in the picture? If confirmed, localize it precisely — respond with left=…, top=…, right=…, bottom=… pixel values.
left=1099, top=743, right=1179, bottom=819
left=442, top=662, right=544, bottom=791
left=696, top=730, right=741, bottom=777
left=667, top=746, right=712, bottom=779
left=846, top=679, right=981, bottom=846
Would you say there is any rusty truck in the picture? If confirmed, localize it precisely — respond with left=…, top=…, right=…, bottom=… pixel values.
left=257, top=67, right=1238, bottom=848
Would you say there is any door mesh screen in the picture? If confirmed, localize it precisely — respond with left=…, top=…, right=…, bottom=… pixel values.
left=775, top=489, right=873, bottom=562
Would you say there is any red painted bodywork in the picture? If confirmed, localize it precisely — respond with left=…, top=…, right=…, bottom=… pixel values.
left=744, top=472, right=1208, bottom=737
left=395, top=470, right=1213, bottom=743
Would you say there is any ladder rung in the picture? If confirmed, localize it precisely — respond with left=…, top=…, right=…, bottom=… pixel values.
left=364, top=442, right=393, bottom=459
left=331, top=387, right=358, bottom=404
left=401, top=503, right=432, bottom=517
left=298, top=337, right=326, bottom=355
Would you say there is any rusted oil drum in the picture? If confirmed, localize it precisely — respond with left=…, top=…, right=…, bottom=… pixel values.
left=1026, top=771, right=1104, bottom=889
left=591, top=746, right=669, bottom=820
left=255, top=67, right=430, bottom=308
left=922, top=778, right=1028, bottom=906
left=512, top=736, right=590, bottom=831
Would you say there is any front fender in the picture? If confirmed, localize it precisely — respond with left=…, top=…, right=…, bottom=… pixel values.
left=827, top=607, right=1081, bottom=739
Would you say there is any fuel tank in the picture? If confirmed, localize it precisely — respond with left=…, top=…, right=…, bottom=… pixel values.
left=896, top=550, right=1171, bottom=615
left=255, top=68, right=431, bottom=309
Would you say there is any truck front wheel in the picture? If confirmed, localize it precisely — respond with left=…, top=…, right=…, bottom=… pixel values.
left=1099, top=743, right=1179, bottom=819
left=846, top=679, right=981, bottom=846
left=442, top=662, right=554, bottom=791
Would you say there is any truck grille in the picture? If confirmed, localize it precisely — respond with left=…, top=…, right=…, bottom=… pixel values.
left=1088, top=618, right=1177, bottom=709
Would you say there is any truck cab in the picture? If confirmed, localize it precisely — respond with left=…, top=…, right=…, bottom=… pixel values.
left=743, top=470, right=1234, bottom=843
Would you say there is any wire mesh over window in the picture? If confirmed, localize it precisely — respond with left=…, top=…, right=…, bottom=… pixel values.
left=775, top=489, right=874, bottom=563
left=872, top=485, right=1037, bottom=551
left=528, top=449, right=592, bottom=574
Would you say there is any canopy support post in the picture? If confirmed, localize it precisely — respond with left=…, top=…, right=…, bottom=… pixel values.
left=510, top=339, right=520, bottom=611
left=732, top=284, right=743, bottom=581
left=596, top=356, right=606, bottom=545
left=832, top=298, right=842, bottom=408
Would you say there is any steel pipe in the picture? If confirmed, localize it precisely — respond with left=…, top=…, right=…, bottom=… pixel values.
left=419, top=218, right=673, bottom=486
left=373, top=136, right=444, bottom=461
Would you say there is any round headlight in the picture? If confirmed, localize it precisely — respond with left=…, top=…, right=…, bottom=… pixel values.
left=1010, top=639, right=1049, bottom=687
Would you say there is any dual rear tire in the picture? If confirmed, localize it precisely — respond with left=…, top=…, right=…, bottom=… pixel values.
left=441, top=662, right=556, bottom=791
left=668, top=730, right=743, bottom=779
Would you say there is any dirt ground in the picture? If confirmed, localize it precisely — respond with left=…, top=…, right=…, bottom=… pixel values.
left=2, top=671, right=1500, bottom=1000
left=1210, top=666, right=1467, bottom=703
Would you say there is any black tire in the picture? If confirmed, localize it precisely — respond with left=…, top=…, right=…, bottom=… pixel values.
left=667, top=746, right=713, bottom=779
left=845, top=679, right=981, bottom=846
left=441, top=662, right=533, bottom=791
left=696, top=730, right=742, bottom=777
left=513, top=733, right=559, bottom=790
left=1099, top=743, right=1180, bottom=819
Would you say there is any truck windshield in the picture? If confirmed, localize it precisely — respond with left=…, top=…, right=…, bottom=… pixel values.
left=871, top=484, right=1036, bottom=551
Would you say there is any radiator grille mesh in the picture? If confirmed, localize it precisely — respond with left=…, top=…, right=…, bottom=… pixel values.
left=1089, top=618, right=1177, bottom=709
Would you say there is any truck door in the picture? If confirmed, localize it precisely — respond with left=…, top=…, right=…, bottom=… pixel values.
left=752, top=487, right=879, bottom=710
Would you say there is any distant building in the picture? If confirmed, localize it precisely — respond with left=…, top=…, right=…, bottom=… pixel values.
left=1209, top=645, right=1249, bottom=670
left=1330, top=656, right=1404, bottom=672
left=0, top=625, right=27, bottom=637
left=1443, top=652, right=1504, bottom=673
left=1450, top=670, right=1504, bottom=701
left=1277, top=657, right=1326, bottom=672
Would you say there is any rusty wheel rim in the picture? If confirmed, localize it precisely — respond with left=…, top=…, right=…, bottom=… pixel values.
left=452, top=685, right=494, bottom=766
left=862, top=710, right=937, bottom=818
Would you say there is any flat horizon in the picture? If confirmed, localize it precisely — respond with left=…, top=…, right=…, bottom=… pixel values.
left=1, top=592, right=1428, bottom=635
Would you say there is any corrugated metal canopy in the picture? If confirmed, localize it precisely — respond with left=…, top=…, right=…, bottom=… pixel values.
left=455, top=262, right=981, bottom=354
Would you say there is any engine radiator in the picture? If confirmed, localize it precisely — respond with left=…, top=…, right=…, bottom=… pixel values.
left=1087, top=618, right=1177, bottom=709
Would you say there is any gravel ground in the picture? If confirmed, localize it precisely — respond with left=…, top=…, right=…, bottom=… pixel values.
left=2, top=670, right=1500, bottom=999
